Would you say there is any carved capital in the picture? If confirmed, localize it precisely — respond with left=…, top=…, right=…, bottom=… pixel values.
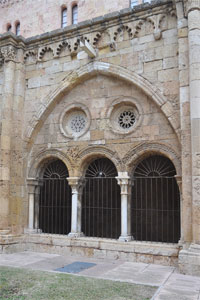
left=27, top=178, right=41, bottom=194
left=67, top=177, right=85, bottom=193
left=116, top=173, right=132, bottom=195
left=0, top=46, right=17, bottom=65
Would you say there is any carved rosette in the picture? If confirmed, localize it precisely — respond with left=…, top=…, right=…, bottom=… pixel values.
left=0, top=46, right=17, bottom=65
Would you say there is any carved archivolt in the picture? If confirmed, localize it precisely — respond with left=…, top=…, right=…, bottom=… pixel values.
left=56, top=40, right=71, bottom=56
left=38, top=46, right=54, bottom=60
left=78, top=145, right=122, bottom=175
left=123, top=142, right=181, bottom=175
left=24, top=50, right=37, bottom=61
left=28, top=149, right=74, bottom=178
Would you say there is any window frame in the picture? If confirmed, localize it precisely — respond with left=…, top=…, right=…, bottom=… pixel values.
left=15, top=22, right=20, bottom=36
left=72, top=4, right=78, bottom=25
left=61, top=7, right=67, bottom=28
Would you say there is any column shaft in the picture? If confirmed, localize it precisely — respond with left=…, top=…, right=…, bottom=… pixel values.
left=0, top=54, right=16, bottom=230
left=116, top=173, right=133, bottom=242
left=68, top=177, right=84, bottom=237
left=188, top=4, right=200, bottom=243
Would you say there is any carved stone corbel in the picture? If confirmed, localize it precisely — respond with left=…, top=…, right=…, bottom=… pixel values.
left=147, top=14, right=165, bottom=40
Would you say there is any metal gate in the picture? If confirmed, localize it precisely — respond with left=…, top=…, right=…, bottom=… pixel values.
left=131, top=155, right=180, bottom=243
left=39, top=160, right=72, bottom=235
left=82, top=158, right=121, bottom=239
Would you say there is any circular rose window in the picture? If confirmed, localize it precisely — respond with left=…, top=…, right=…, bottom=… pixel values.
left=118, top=110, right=136, bottom=129
left=69, top=113, right=86, bottom=133
left=108, top=99, right=142, bottom=135
left=59, top=104, right=90, bottom=139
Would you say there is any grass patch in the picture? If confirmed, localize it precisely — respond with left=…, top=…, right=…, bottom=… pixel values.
left=0, top=266, right=156, bottom=300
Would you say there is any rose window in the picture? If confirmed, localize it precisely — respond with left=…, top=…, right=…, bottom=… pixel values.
left=70, top=114, right=86, bottom=133
left=118, top=110, right=136, bottom=129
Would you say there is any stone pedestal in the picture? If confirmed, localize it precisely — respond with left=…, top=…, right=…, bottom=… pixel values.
left=179, top=244, right=200, bottom=276
left=67, top=177, right=85, bottom=238
left=116, top=172, right=133, bottom=242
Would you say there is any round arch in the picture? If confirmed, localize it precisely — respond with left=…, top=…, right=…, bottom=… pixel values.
left=77, top=145, right=122, bottom=177
left=123, top=142, right=181, bottom=177
left=28, top=149, right=73, bottom=179
left=25, top=62, right=180, bottom=151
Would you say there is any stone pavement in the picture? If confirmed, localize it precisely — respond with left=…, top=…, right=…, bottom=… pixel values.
left=0, top=251, right=200, bottom=300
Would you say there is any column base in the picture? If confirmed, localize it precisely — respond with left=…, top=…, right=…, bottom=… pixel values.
left=68, top=232, right=85, bottom=238
left=24, top=228, right=42, bottom=234
left=179, top=243, right=200, bottom=276
left=118, top=235, right=133, bottom=242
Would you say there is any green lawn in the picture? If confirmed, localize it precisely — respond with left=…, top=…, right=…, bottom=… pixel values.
left=0, top=266, right=157, bottom=300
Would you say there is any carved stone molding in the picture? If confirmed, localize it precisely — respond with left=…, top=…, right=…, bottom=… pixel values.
left=0, top=46, right=17, bottom=65
left=123, top=142, right=181, bottom=175
left=66, top=146, right=80, bottom=160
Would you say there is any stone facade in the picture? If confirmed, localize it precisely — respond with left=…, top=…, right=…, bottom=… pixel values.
left=0, top=0, right=200, bottom=276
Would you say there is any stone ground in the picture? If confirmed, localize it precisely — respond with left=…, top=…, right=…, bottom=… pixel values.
left=0, top=251, right=200, bottom=300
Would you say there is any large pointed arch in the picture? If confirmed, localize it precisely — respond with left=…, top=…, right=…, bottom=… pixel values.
left=25, top=61, right=180, bottom=150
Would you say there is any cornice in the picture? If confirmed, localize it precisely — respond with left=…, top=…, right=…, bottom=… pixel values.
left=0, top=0, right=175, bottom=63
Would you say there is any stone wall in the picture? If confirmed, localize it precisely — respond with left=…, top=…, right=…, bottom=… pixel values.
left=0, top=0, right=200, bottom=275
left=0, top=0, right=129, bottom=38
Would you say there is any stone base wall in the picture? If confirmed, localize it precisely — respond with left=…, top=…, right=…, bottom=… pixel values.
left=0, top=234, right=180, bottom=267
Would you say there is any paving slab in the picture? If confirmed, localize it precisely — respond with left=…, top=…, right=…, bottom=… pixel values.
left=0, top=251, right=200, bottom=300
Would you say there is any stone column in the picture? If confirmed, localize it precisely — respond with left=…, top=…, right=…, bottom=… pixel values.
left=188, top=0, right=200, bottom=245
left=25, top=179, right=40, bottom=234
left=116, top=172, right=133, bottom=242
left=175, top=0, right=192, bottom=247
left=0, top=46, right=16, bottom=232
left=179, top=0, right=200, bottom=276
left=67, top=177, right=85, bottom=237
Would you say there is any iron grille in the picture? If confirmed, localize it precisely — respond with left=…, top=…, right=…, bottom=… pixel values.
left=39, top=160, right=72, bottom=235
left=131, top=156, right=180, bottom=243
left=82, top=177, right=121, bottom=239
left=82, top=158, right=121, bottom=239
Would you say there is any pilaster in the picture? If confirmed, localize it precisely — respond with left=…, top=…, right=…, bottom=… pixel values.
left=0, top=45, right=16, bottom=231
left=178, top=0, right=200, bottom=275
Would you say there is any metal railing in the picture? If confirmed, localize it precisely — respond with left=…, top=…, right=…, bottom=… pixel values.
left=82, top=177, right=121, bottom=239
left=131, top=176, right=180, bottom=243
left=39, top=178, right=72, bottom=235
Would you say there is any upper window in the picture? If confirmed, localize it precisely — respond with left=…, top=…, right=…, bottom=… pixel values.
left=61, top=8, right=67, bottom=28
left=7, top=24, right=12, bottom=32
left=130, top=0, right=151, bottom=7
left=130, top=0, right=138, bottom=7
left=72, top=5, right=78, bottom=25
left=16, top=22, right=20, bottom=36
